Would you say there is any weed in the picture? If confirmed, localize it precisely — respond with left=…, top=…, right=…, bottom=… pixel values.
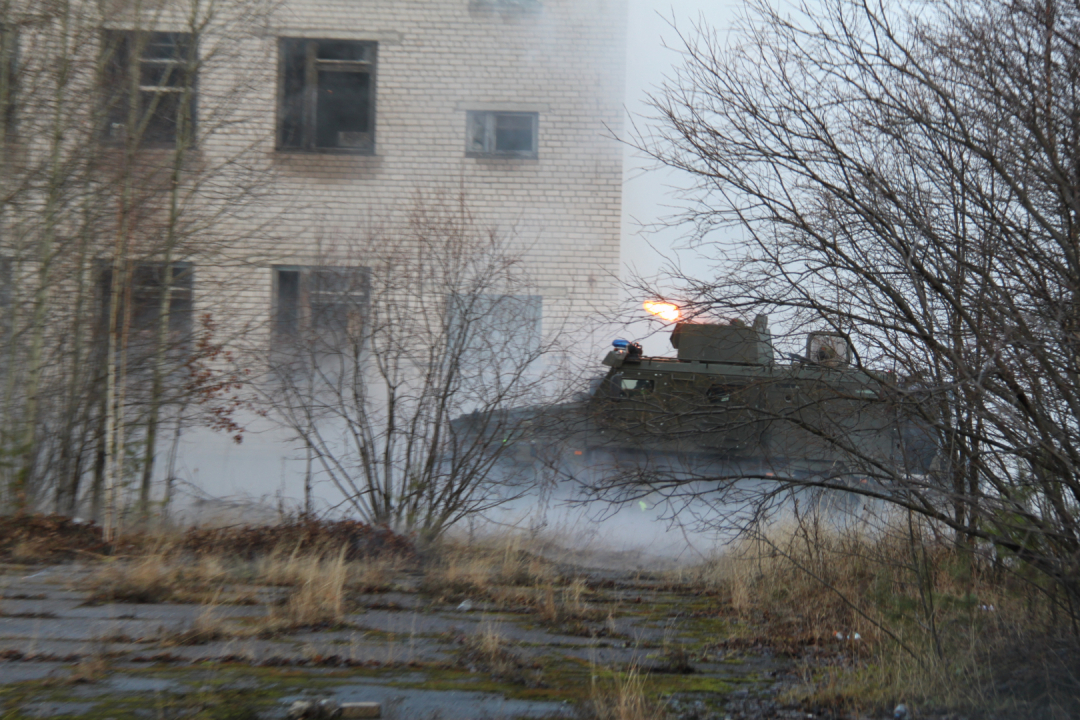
left=158, top=604, right=231, bottom=647
left=256, top=544, right=401, bottom=593
left=583, top=664, right=668, bottom=720
left=534, top=579, right=612, bottom=635
left=450, top=620, right=545, bottom=687
left=267, top=548, right=349, bottom=629
left=9, top=538, right=55, bottom=563
left=419, top=532, right=559, bottom=599
left=676, top=508, right=1080, bottom=716
left=152, top=685, right=265, bottom=720
left=652, top=641, right=695, bottom=675
left=44, top=653, right=110, bottom=685
left=81, top=554, right=234, bottom=605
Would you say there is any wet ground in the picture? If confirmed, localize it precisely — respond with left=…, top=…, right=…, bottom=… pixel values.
left=0, top=562, right=805, bottom=720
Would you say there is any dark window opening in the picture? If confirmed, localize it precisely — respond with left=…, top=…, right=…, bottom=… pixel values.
left=0, top=26, right=17, bottom=140
left=278, top=39, right=376, bottom=153
left=101, top=30, right=197, bottom=147
left=273, top=265, right=370, bottom=353
left=0, top=257, right=10, bottom=337
left=275, top=269, right=301, bottom=338
left=97, top=262, right=195, bottom=360
left=466, top=111, right=538, bottom=158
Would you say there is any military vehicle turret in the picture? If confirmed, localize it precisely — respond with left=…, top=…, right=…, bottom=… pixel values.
left=454, top=314, right=936, bottom=483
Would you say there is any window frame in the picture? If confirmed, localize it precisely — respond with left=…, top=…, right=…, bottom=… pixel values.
left=272, top=265, right=371, bottom=353
left=465, top=110, right=539, bottom=159
left=96, top=260, right=196, bottom=363
left=100, top=30, right=199, bottom=148
left=0, top=256, right=11, bottom=337
left=276, top=38, right=378, bottom=155
left=446, top=293, right=544, bottom=383
left=0, top=26, right=17, bottom=142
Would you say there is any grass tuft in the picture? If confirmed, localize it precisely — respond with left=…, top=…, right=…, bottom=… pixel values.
left=451, top=620, right=545, bottom=687
left=267, top=547, right=349, bottom=629
left=584, top=664, right=669, bottom=720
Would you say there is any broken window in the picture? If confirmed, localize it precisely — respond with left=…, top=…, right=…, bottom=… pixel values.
left=98, top=262, right=195, bottom=359
left=466, top=111, right=538, bottom=158
left=273, top=266, right=370, bottom=352
left=278, top=39, right=377, bottom=153
left=101, top=31, right=198, bottom=146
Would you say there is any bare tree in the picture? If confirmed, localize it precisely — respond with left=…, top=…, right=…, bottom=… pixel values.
left=0, top=0, right=282, bottom=528
left=264, top=196, right=562, bottom=541
left=621, top=0, right=1080, bottom=623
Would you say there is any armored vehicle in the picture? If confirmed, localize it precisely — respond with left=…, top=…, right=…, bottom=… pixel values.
left=455, top=315, right=936, bottom=483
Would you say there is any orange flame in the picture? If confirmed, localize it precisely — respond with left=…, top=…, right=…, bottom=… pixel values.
left=643, top=300, right=680, bottom=322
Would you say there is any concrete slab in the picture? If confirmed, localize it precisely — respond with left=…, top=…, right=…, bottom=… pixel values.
left=281, top=686, right=572, bottom=720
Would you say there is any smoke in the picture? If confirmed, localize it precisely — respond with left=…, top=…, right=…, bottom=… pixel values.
left=158, top=0, right=750, bottom=565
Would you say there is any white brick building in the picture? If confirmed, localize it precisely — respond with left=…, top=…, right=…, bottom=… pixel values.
left=0, top=0, right=626, bottom=514
left=198, top=0, right=627, bottom=343
left=170, top=0, right=628, bottom=506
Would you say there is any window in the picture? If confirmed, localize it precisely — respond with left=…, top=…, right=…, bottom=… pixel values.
left=469, top=0, right=542, bottom=14
left=0, top=257, right=10, bottom=336
left=448, top=293, right=543, bottom=380
left=0, top=26, right=17, bottom=140
left=98, top=262, right=195, bottom=358
left=619, top=376, right=654, bottom=396
left=466, top=111, right=538, bottom=158
left=273, top=266, right=370, bottom=351
left=449, top=293, right=542, bottom=349
left=102, top=31, right=197, bottom=146
left=806, top=332, right=851, bottom=367
left=278, top=39, right=376, bottom=153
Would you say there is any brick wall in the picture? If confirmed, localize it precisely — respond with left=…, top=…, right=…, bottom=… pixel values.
left=195, top=0, right=627, bottom=343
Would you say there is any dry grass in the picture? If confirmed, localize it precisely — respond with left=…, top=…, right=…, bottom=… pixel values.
left=679, top=513, right=1010, bottom=647
left=73, top=534, right=414, bottom=647
left=268, top=548, right=349, bottom=628
left=42, top=653, right=111, bottom=686
left=152, top=557, right=354, bottom=644
left=675, top=509, right=1078, bottom=716
left=80, top=537, right=407, bottom=609
left=452, top=620, right=544, bottom=686
left=420, top=532, right=560, bottom=599
left=420, top=533, right=618, bottom=636
left=157, top=603, right=232, bottom=647
left=255, top=545, right=402, bottom=593
left=584, top=665, right=668, bottom=720
left=9, top=538, right=56, bottom=563
left=81, top=553, right=250, bottom=605
left=533, top=578, right=611, bottom=633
